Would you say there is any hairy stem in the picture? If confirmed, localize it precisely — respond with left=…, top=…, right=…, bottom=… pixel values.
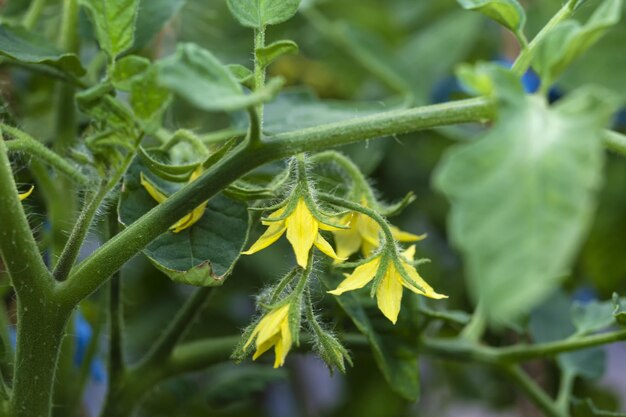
left=2, top=124, right=89, bottom=185
left=58, top=97, right=493, bottom=305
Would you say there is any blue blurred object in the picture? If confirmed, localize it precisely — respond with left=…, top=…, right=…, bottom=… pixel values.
left=7, top=312, right=106, bottom=383
left=74, top=312, right=107, bottom=383
left=572, top=286, right=599, bottom=304
left=430, top=58, right=542, bottom=104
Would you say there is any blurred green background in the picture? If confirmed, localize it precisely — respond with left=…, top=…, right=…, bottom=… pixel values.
left=2, top=0, right=626, bottom=416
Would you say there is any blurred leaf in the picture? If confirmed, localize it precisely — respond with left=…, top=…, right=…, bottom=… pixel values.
left=396, top=11, right=482, bottom=103
left=263, top=88, right=399, bottom=134
left=79, top=0, right=140, bottom=58
left=571, top=299, right=616, bottom=336
left=457, top=0, right=526, bottom=39
left=118, top=156, right=249, bottom=286
left=158, top=43, right=283, bottom=112
left=533, top=0, right=623, bottom=86
left=435, top=86, right=617, bottom=322
left=204, top=363, right=286, bottom=410
left=133, top=0, right=187, bottom=49
left=226, top=0, right=301, bottom=28
left=227, top=64, right=254, bottom=89
left=0, top=24, right=85, bottom=76
left=255, top=39, right=298, bottom=69
left=530, top=292, right=606, bottom=380
left=321, top=275, right=420, bottom=401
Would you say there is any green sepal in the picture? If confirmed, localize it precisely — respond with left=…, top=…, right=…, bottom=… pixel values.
left=137, top=146, right=199, bottom=182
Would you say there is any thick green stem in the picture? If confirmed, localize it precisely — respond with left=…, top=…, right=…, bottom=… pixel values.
left=58, top=97, right=493, bottom=305
left=10, top=302, right=70, bottom=417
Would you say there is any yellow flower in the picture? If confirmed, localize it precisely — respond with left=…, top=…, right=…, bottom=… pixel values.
left=140, top=167, right=207, bottom=233
left=244, top=304, right=293, bottom=368
left=332, top=199, right=426, bottom=259
left=18, top=186, right=34, bottom=201
left=328, top=246, right=447, bottom=324
left=242, top=198, right=346, bottom=268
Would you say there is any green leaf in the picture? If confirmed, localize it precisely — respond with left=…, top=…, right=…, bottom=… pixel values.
left=530, top=292, right=606, bottom=380
left=321, top=274, right=420, bottom=401
left=133, top=0, right=187, bottom=49
left=111, top=55, right=151, bottom=90
left=158, top=43, right=284, bottom=112
left=263, top=88, right=400, bottom=134
left=534, top=0, right=623, bottom=85
left=457, top=0, right=526, bottom=39
left=226, top=0, right=301, bottom=29
left=129, top=67, right=171, bottom=133
left=255, top=39, right=298, bottom=69
left=118, top=156, right=249, bottom=286
left=0, top=24, right=85, bottom=76
left=434, top=87, right=617, bottom=322
left=79, top=0, right=140, bottom=58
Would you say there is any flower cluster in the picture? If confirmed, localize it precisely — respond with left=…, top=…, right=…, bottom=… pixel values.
left=237, top=154, right=447, bottom=368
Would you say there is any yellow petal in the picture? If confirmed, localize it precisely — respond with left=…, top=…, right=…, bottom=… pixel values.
left=242, top=220, right=287, bottom=255
left=261, top=206, right=287, bottom=225
left=314, top=234, right=347, bottom=263
left=255, top=305, right=290, bottom=348
left=402, top=245, right=416, bottom=262
left=170, top=201, right=208, bottom=233
left=253, top=334, right=279, bottom=361
left=356, top=213, right=381, bottom=248
left=140, top=173, right=168, bottom=203
left=390, top=225, right=426, bottom=243
left=332, top=214, right=363, bottom=260
left=273, top=317, right=292, bottom=368
left=18, top=185, right=34, bottom=201
left=376, top=266, right=404, bottom=324
left=327, top=257, right=380, bottom=295
left=285, top=199, right=317, bottom=268
left=400, top=261, right=447, bottom=300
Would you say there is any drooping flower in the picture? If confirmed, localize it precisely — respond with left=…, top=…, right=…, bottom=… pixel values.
left=140, top=167, right=207, bottom=233
left=18, top=186, right=34, bottom=201
left=328, top=246, right=447, bottom=324
left=243, top=198, right=346, bottom=268
left=244, top=304, right=293, bottom=368
left=332, top=199, right=425, bottom=258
